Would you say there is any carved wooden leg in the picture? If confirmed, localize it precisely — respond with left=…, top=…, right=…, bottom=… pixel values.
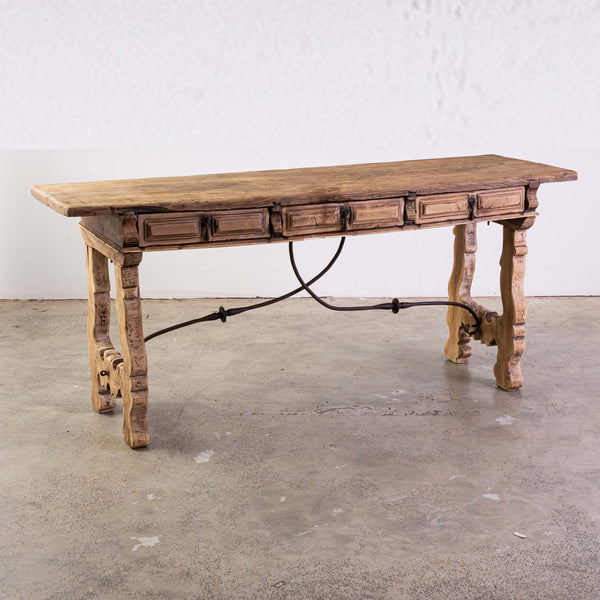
left=444, top=223, right=477, bottom=363
left=86, top=245, right=117, bottom=413
left=114, top=261, right=150, bottom=448
left=494, top=225, right=528, bottom=390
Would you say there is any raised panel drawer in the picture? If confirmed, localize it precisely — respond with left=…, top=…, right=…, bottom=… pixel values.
left=139, top=208, right=269, bottom=246
left=282, top=204, right=342, bottom=236
left=209, top=209, right=269, bottom=241
left=476, top=187, right=525, bottom=217
left=415, top=193, right=470, bottom=224
left=349, top=198, right=404, bottom=230
left=139, top=213, right=202, bottom=247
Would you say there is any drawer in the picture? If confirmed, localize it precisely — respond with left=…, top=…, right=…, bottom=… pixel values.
left=349, top=198, right=404, bottom=230
left=139, top=213, right=202, bottom=247
left=415, top=193, right=470, bottom=224
left=476, top=187, right=525, bottom=217
left=282, top=204, right=342, bottom=236
left=139, top=209, right=269, bottom=246
left=208, top=209, right=269, bottom=241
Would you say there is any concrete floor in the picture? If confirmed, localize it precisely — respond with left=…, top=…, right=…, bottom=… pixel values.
left=1, top=297, right=600, bottom=599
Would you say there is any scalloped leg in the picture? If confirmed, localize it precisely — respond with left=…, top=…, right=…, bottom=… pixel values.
left=114, top=261, right=150, bottom=448
left=85, top=245, right=117, bottom=413
left=494, top=225, right=528, bottom=391
left=444, top=223, right=477, bottom=364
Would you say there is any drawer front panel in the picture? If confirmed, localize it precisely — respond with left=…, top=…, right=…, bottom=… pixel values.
left=139, top=213, right=202, bottom=247
left=210, top=209, right=269, bottom=240
left=477, top=187, right=525, bottom=217
left=282, top=204, right=342, bottom=236
left=349, top=199, right=404, bottom=230
left=415, top=193, right=470, bottom=224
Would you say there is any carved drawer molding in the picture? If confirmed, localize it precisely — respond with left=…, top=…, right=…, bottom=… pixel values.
left=138, top=208, right=270, bottom=246
left=414, top=187, right=526, bottom=225
left=476, top=187, right=525, bottom=217
left=137, top=188, right=527, bottom=248
left=138, top=213, right=202, bottom=247
left=281, top=198, right=405, bottom=237
left=282, top=204, right=342, bottom=236
left=207, top=209, right=269, bottom=241
left=348, top=198, right=404, bottom=230
left=415, top=192, right=470, bottom=224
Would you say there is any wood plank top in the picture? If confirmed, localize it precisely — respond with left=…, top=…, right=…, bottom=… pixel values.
left=31, top=154, right=577, bottom=217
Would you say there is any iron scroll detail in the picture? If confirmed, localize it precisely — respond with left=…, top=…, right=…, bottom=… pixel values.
left=143, top=237, right=481, bottom=343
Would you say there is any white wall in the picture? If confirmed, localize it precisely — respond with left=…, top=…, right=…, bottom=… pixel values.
left=1, top=1, right=598, bottom=299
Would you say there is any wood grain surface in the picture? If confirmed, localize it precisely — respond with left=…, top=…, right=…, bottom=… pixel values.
left=31, top=154, right=577, bottom=217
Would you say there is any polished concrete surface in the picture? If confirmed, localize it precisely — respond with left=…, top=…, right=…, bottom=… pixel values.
left=1, top=297, right=599, bottom=599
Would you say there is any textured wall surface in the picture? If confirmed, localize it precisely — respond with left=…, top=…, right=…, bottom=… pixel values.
left=1, top=0, right=598, bottom=297
left=2, top=0, right=599, bottom=151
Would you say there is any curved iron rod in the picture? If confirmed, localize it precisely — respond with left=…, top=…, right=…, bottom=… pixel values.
left=287, top=241, right=481, bottom=335
left=144, top=237, right=347, bottom=342
left=144, top=236, right=481, bottom=342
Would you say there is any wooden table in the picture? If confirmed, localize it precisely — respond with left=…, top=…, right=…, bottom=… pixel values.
left=32, top=155, right=577, bottom=448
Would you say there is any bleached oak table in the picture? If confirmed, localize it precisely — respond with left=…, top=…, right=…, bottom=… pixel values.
left=32, top=155, right=576, bottom=448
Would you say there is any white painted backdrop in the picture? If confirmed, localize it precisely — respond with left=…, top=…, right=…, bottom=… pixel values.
left=1, top=0, right=598, bottom=299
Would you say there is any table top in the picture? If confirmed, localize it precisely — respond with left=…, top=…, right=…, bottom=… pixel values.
left=31, top=154, right=577, bottom=217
